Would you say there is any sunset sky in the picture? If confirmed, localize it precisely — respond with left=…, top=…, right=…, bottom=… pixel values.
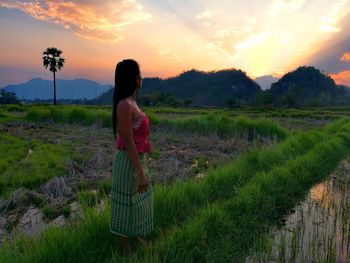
left=0, top=0, right=350, bottom=87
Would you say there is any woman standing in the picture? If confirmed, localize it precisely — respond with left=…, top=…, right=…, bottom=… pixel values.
left=110, top=59, right=153, bottom=255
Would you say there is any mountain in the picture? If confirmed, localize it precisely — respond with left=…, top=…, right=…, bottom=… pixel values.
left=338, top=85, right=350, bottom=95
left=2, top=78, right=111, bottom=100
left=254, top=75, right=279, bottom=90
left=92, top=69, right=262, bottom=106
left=268, top=66, right=350, bottom=107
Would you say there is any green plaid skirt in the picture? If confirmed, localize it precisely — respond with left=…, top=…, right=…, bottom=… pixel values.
left=109, top=150, right=153, bottom=237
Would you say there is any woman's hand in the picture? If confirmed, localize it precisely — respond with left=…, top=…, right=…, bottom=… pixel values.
left=137, top=170, right=149, bottom=193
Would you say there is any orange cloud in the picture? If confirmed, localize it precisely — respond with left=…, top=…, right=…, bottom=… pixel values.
left=0, top=0, right=151, bottom=42
left=329, top=70, right=350, bottom=86
left=340, top=51, right=350, bottom=62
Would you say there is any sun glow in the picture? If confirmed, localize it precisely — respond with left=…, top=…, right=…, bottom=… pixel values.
left=0, top=0, right=350, bottom=85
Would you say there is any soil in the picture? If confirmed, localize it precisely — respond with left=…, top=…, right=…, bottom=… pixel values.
left=271, top=117, right=330, bottom=131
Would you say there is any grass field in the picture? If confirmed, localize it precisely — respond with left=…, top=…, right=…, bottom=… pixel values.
left=0, top=105, right=349, bottom=262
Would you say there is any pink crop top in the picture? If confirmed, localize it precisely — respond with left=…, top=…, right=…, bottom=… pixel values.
left=116, top=111, right=151, bottom=153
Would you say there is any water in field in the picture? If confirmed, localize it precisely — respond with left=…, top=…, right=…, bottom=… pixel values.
left=248, top=158, right=350, bottom=263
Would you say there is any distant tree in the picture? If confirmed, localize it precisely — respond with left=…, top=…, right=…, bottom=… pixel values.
left=0, top=89, right=20, bottom=104
left=183, top=99, right=192, bottom=107
left=163, top=95, right=177, bottom=107
left=253, top=91, right=273, bottom=106
left=283, top=92, right=297, bottom=107
left=227, top=99, right=237, bottom=108
left=137, top=92, right=188, bottom=107
left=42, top=47, right=65, bottom=105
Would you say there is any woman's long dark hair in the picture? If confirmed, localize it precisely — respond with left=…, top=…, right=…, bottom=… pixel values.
left=112, top=59, right=140, bottom=138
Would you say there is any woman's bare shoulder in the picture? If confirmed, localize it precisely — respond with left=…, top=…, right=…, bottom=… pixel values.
left=117, top=98, right=132, bottom=112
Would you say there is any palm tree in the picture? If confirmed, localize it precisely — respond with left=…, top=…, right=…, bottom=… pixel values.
left=42, top=47, right=65, bottom=105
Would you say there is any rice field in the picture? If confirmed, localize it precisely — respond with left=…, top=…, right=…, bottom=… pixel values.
left=247, top=158, right=350, bottom=263
left=0, top=104, right=349, bottom=263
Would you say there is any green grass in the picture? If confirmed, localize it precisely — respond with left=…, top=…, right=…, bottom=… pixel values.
left=1, top=118, right=349, bottom=263
left=18, top=104, right=350, bottom=140
left=3, top=104, right=349, bottom=127
left=78, top=190, right=98, bottom=208
left=137, top=131, right=350, bottom=262
left=0, top=133, right=28, bottom=174
left=153, top=113, right=288, bottom=139
left=150, top=119, right=345, bottom=232
left=23, top=105, right=288, bottom=140
left=149, top=149, right=161, bottom=160
left=145, top=106, right=216, bottom=116
left=239, top=107, right=350, bottom=120
left=0, top=204, right=114, bottom=263
left=42, top=205, right=70, bottom=220
left=25, top=106, right=111, bottom=127
left=1, top=104, right=26, bottom=112
left=0, top=134, right=71, bottom=197
left=98, top=179, right=112, bottom=197
left=0, top=106, right=349, bottom=262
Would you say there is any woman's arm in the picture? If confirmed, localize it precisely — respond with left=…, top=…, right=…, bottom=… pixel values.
left=117, top=100, right=148, bottom=193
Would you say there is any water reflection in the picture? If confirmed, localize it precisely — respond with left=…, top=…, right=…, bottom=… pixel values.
left=248, top=158, right=350, bottom=262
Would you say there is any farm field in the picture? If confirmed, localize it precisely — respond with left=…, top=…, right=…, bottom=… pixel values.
left=0, top=104, right=349, bottom=263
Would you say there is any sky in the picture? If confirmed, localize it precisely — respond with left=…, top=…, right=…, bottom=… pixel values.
left=0, top=0, right=350, bottom=87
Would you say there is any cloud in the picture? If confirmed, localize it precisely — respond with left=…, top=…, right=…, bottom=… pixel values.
left=0, top=0, right=151, bottom=42
left=158, top=49, right=182, bottom=63
left=195, top=10, right=212, bottom=20
left=329, top=70, right=350, bottom=86
left=340, top=51, right=350, bottom=62
left=201, top=18, right=257, bottom=56
left=319, top=0, right=349, bottom=32
left=268, top=0, right=306, bottom=13
left=300, top=11, right=350, bottom=75
left=141, top=0, right=350, bottom=76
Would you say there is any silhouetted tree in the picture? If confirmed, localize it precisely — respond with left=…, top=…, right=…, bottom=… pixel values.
left=0, top=89, right=20, bottom=104
left=42, top=47, right=65, bottom=105
left=227, top=99, right=237, bottom=108
left=253, top=91, right=273, bottom=106
left=183, top=99, right=192, bottom=107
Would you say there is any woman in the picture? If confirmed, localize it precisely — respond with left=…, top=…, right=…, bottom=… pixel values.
left=110, top=59, right=153, bottom=255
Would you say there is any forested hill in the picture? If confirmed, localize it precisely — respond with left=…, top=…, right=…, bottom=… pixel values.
left=80, top=66, right=350, bottom=107
left=268, top=66, right=350, bottom=107
left=91, top=69, right=262, bottom=106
